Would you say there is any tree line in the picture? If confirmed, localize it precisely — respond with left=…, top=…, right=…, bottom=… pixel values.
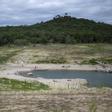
left=0, top=15, right=112, bottom=46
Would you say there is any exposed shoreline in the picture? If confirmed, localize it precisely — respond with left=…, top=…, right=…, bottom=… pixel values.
left=1, top=64, right=112, bottom=77
left=0, top=64, right=112, bottom=89
left=0, top=64, right=112, bottom=80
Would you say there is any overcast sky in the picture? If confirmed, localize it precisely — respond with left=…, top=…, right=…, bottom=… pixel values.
left=0, top=0, right=112, bottom=26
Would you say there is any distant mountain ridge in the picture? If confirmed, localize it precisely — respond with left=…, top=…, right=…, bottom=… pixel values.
left=0, top=15, right=112, bottom=45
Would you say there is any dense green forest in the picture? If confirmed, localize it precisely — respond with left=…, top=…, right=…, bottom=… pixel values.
left=0, top=15, right=112, bottom=46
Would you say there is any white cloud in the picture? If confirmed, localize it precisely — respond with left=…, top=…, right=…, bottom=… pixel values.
left=0, top=0, right=112, bottom=25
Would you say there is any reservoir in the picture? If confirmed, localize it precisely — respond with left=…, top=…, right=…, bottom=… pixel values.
left=20, top=70, right=112, bottom=87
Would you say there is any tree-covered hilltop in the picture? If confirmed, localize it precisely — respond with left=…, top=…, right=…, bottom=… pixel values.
left=0, top=15, right=112, bottom=46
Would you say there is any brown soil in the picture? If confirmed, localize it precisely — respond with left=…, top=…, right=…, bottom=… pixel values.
left=0, top=91, right=112, bottom=112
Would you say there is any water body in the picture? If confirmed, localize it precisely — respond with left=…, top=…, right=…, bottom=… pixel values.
left=21, top=70, right=112, bottom=87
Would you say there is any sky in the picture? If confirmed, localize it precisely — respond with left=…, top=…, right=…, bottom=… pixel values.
left=0, top=0, right=112, bottom=26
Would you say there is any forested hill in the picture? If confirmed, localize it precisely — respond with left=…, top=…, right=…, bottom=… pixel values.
left=0, top=15, right=112, bottom=46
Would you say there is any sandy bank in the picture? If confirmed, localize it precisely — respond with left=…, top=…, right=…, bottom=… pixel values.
left=0, top=64, right=107, bottom=77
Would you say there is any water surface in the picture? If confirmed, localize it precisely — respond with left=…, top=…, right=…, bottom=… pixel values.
left=22, top=70, right=112, bottom=87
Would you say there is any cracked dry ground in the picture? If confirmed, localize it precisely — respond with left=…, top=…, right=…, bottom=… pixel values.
left=0, top=92, right=112, bottom=112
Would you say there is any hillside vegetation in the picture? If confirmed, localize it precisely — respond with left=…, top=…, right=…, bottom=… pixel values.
left=0, top=15, right=112, bottom=46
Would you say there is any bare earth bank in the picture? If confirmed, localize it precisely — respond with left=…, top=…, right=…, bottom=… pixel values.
left=0, top=91, right=112, bottom=112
